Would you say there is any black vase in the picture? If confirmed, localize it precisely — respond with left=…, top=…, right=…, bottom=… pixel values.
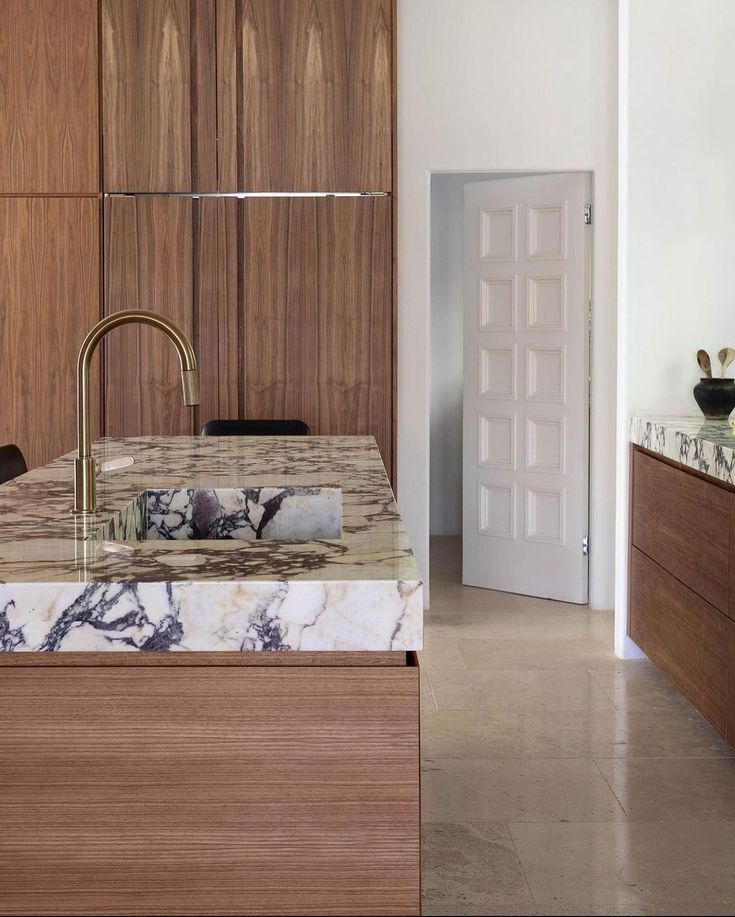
left=693, top=378, right=735, bottom=420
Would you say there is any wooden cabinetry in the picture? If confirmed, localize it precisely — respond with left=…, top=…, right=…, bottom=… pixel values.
left=632, top=449, right=729, bottom=612
left=0, top=198, right=100, bottom=468
left=101, top=0, right=217, bottom=192
left=0, top=0, right=99, bottom=193
left=217, top=0, right=392, bottom=191
left=243, top=196, right=393, bottom=477
left=105, top=196, right=394, bottom=476
left=0, top=657, right=420, bottom=916
left=629, top=446, right=735, bottom=739
left=102, top=0, right=392, bottom=192
left=2, top=0, right=396, bottom=482
left=104, top=195, right=239, bottom=435
left=630, top=547, right=729, bottom=734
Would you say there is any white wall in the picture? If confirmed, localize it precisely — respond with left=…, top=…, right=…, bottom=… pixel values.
left=615, top=0, right=735, bottom=655
left=398, top=0, right=619, bottom=608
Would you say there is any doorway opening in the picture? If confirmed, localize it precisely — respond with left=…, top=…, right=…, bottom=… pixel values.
left=430, top=171, right=592, bottom=605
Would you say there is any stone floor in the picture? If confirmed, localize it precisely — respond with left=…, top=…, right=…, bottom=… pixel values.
left=420, top=536, right=735, bottom=916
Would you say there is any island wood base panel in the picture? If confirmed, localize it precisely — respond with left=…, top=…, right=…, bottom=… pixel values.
left=0, top=657, right=420, bottom=916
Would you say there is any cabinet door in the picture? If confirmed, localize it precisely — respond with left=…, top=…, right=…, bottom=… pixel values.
left=104, top=196, right=238, bottom=436
left=0, top=198, right=100, bottom=468
left=218, top=0, right=392, bottom=191
left=0, top=0, right=99, bottom=193
left=630, top=547, right=729, bottom=736
left=243, top=196, right=393, bottom=478
left=632, top=448, right=730, bottom=613
left=102, top=0, right=217, bottom=192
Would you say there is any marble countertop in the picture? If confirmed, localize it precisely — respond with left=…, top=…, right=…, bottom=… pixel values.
left=630, top=415, right=735, bottom=485
left=0, top=436, right=422, bottom=654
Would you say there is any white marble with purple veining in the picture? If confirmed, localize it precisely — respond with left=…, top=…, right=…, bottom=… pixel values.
left=0, top=436, right=422, bottom=653
left=630, top=414, right=735, bottom=485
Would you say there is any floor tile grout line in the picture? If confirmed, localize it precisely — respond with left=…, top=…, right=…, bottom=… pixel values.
left=505, top=820, right=540, bottom=916
left=592, top=757, right=630, bottom=818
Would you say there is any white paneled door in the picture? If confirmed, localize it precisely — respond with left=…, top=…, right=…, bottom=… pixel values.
left=462, top=174, right=590, bottom=602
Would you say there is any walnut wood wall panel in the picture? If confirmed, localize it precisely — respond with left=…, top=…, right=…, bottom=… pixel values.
left=0, top=664, right=421, bottom=916
left=217, top=0, right=392, bottom=191
left=104, top=196, right=238, bottom=435
left=0, top=0, right=99, bottom=193
left=196, top=197, right=240, bottom=427
left=629, top=546, right=729, bottom=736
left=0, top=198, right=100, bottom=468
left=102, top=0, right=217, bottom=191
left=243, top=195, right=393, bottom=479
left=631, top=448, right=730, bottom=613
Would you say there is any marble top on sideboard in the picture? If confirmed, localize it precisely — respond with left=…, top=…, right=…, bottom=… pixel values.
left=630, top=415, right=735, bottom=486
left=0, top=436, right=422, bottom=654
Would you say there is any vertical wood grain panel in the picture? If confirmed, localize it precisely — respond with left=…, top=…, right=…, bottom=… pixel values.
left=0, top=198, right=100, bottom=467
left=0, top=664, right=420, bottom=916
left=317, top=196, right=392, bottom=466
left=242, top=197, right=319, bottom=427
left=243, top=196, right=392, bottom=478
left=104, top=196, right=196, bottom=435
left=0, top=0, right=99, bottom=193
left=102, top=0, right=217, bottom=192
left=217, top=0, right=392, bottom=191
left=197, top=197, right=240, bottom=426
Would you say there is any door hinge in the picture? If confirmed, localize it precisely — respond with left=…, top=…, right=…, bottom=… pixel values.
left=584, top=203, right=592, bottom=225
left=582, top=535, right=590, bottom=556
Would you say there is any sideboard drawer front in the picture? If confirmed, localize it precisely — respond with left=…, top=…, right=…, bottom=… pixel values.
left=632, top=448, right=729, bottom=612
left=630, top=547, right=729, bottom=735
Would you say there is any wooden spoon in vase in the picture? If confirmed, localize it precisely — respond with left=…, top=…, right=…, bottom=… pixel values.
left=697, top=349, right=712, bottom=378
left=718, top=347, right=735, bottom=378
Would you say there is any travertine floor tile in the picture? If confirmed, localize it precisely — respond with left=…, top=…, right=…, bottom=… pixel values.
left=457, top=636, right=616, bottom=671
left=428, top=666, right=615, bottom=713
left=422, top=536, right=735, bottom=914
left=596, top=757, right=735, bottom=821
left=509, top=819, right=735, bottom=915
left=422, top=822, right=537, bottom=916
left=422, top=705, right=733, bottom=760
left=422, top=757, right=626, bottom=823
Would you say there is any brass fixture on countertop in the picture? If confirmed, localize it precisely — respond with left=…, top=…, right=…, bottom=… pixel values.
left=73, top=310, right=200, bottom=515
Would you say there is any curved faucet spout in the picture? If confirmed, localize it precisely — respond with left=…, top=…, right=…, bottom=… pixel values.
left=74, top=310, right=200, bottom=514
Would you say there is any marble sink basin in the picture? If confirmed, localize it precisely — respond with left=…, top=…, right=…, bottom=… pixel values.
left=95, top=486, right=342, bottom=542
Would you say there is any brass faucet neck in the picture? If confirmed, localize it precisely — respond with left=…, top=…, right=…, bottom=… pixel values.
left=73, top=310, right=199, bottom=515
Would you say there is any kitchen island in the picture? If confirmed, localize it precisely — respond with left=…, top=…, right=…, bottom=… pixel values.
left=0, top=436, right=422, bottom=916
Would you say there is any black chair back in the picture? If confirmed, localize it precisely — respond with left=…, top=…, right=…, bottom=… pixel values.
left=0, top=444, right=28, bottom=485
left=201, top=419, right=310, bottom=437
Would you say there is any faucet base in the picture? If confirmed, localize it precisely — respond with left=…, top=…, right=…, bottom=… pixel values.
left=73, top=455, right=98, bottom=515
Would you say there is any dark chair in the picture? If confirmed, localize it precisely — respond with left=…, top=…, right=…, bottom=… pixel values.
left=201, top=419, right=311, bottom=437
left=0, top=444, right=28, bottom=485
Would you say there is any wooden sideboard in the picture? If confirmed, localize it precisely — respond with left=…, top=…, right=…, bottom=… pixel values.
left=629, top=446, right=735, bottom=741
left=0, top=0, right=397, bottom=482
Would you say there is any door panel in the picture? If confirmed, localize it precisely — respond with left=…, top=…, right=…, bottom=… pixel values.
left=463, top=174, right=590, bottom=602
left=0, top=0, right=99, bottom=193
left=243, top=196, right=393, bottom=478
left=102, top=0, right=217, bottom=192
left=217, top=0, right=392, bottom=191
left=0, top=198, right=100, bottom=468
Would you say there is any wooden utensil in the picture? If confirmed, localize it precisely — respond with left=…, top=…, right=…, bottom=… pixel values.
left=697, top=349, right=712, bottom=378
left=718, top=346, right=735, bottom=378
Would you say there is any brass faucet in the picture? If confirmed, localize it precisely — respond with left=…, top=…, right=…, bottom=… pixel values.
left=73, top=310, right=200, bottom=514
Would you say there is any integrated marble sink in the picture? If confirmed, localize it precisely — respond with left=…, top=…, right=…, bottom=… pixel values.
left=95, top=486, right=343, bottom=543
